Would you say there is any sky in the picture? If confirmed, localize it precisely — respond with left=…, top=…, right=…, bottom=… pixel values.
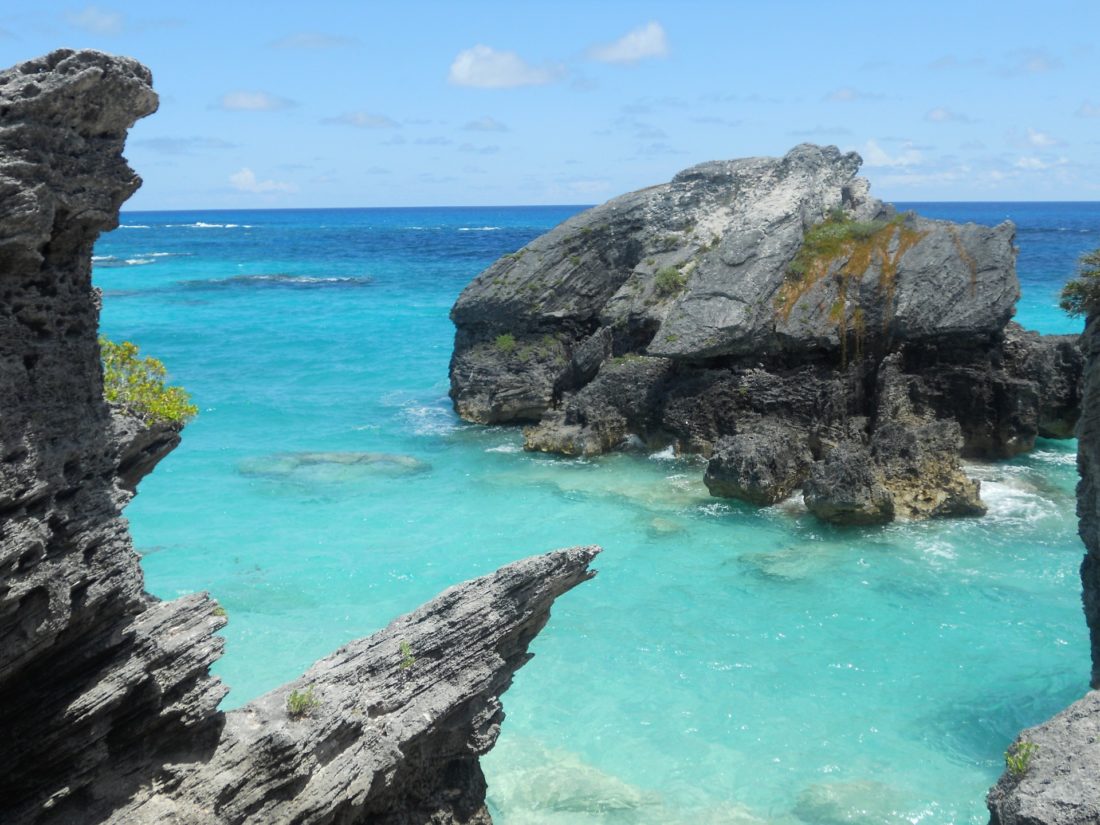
left=2, top=1, right=1099, bottom=209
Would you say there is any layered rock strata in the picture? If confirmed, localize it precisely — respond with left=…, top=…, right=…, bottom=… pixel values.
left=0, top=49, right=598, bottom=825
left=449, top=145, right=1081, bottom=524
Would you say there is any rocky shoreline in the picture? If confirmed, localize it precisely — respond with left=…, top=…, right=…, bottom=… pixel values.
left=449, top=145, right=1082, bottom=525
left=0, top=49, right=597, bottom=824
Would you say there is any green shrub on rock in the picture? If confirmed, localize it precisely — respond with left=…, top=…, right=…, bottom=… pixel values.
left=1059, top=247, right=1100, bottom=318
left=654, top=266, right=685, bottom=296
left=100, top=337, right=197, bottom=425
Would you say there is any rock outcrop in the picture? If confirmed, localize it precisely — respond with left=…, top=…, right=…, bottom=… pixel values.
left=0, top=49, right=598, bottom=825
left=985, top=296, right=1100, bottom=822
left=449, top=145, right=1081, bottom=524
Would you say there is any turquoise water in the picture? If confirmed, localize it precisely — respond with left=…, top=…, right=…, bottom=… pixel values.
left=94, top=203, right=1099, bottom=824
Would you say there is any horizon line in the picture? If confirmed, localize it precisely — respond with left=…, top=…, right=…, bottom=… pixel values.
left=120, top=199, right=1100, bottom=214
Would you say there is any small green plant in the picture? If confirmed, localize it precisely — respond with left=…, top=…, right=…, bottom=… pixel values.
left=494, top=333, right=517, bottom=354
left=654, top=266, right=686, bottom=296
left=399, top=640, right=416, bottom=670
left=786, top=212, right=901, bottom=280
left=569, top=255, right=581, bottom=266
left=1059, top=247, right=1100, bottom=318
left=100, top=337, right=197, bottom=425
left=211, top=605, right=227, bottom=618
left=286, top=685, right=319, bottom=719
left=1005, top=740, right=1038, bottom=777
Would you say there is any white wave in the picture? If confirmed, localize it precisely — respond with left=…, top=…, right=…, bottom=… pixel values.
left=1029, top=449, right=1077, bottom=467
left=402, top=403, right=459, bottom=436
left=457, top=226, right=501, bottom=231
left=979, top=478, right=1050, bottom=525
left=486, top=443, right=522, bottom=453
left=167, top=222, right=240, bottom=229
left=697, top=502, right=731, bottom=517
left=149, top=251, right=192, bottom=257
left=119, top=224, right=150, bottom=229
left=648, top=445, right=677, bottom=461
left=92, top=255, right=115, bottom=262
left=124, top=258, right=155, bottom=265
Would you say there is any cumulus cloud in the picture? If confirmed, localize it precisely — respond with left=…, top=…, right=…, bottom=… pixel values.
left=1014, top=155, right=1069, bottom=171
left=448, top=45, right=557, bottom=88
left=270, top=32, right=357, bottom=49
left=322, top=111, right=398, bottom=128
left=65, top=5, right=124, bottom=35
left=229, top=168, right=297, bottom=194
left=824, top=87, right=883, bottom=102
left=862, top=139, right=922, bottom=168
left=588, top=22, right=668, bottom=64
left=218, top=91, right=296, bottom=111
left=463, top=115, right=508, bottom=132
left=1077, top=101, right=1100, bottom=118
left=925, top=107, right=971, bottom=124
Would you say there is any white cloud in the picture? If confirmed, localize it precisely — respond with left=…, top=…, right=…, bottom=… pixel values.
left=926, top=107, right=970, bottom=124
left=1026, top=127, right=1058, bottom=147
left=862, top=139, right=922, bottom=168
left=229, top=168, right=297, bottom=194
left=1078, top=101, right=1100, bottom=118
left=448, top=45, right=557, bottom=88
left=588, top=22, right=668, bottom=64
left=65, top=5, right=124, bottom=35
left=270, top=32, right=357, bottom=49
left=825, top=87, right=882, bottom=102
left=219, top=91, right=296, bottom=111
left=1014, top=155, right=1069, bottom=171
left=322, top=111, right=398, bottom=128
left=1005, top=49, right=1061, bottom=74
left=464, top=115, right=508, bottom=132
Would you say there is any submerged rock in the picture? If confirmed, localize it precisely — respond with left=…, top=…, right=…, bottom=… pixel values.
left=239, top=450, right=432, bottom=480
left=449, top=144, right=1081, bottom=525
left=0, top=49, right=598, bottom=825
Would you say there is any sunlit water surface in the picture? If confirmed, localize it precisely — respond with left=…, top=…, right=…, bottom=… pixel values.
left=94, top=202, right=1099, bottom=823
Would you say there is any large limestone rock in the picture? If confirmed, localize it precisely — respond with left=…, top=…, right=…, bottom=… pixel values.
left=0, top=49, right=598, bottom=825
left=450, top=144, right=1081, bottom=525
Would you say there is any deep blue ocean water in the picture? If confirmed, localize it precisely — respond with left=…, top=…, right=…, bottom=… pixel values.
left=94, top=202, right=1100, bottom=824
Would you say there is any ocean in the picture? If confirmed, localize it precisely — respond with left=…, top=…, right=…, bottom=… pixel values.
left=94, top=202, right=1100, bottom=824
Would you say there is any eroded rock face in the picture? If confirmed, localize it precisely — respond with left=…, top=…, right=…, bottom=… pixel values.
left=449, top=145, right=1082, bottom=524
left=704, top=424, right=813, bottom=506
left=0, top=49, right=599, bottom=825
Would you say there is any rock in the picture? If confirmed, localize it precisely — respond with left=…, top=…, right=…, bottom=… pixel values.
left=449, top=144, right=1082, bottom=525
left=793, top=779, right=913, bottom=825
left=523, top=355, right=673, bottom=455
left=238, top=450, right=432, bottom=481
left=870, top=419, right=986, bottom=519
left=0, top=49, right=600, bottom=825
left=802, top=442, right=895, bottom=525
left=704, top=423, right=812, bottom=505
left=987, top=692, right=1100, bottom=825
left=110, top=405, right=182, bottom=495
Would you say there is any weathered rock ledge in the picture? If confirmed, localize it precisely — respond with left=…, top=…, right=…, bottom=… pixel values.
left=449, top=145, right=1082, bottom=525
left=0, top=49, right=598, bottom=825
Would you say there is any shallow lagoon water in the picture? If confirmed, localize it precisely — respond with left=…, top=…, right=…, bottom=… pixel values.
left=95, top=203, right=1098, bottom=823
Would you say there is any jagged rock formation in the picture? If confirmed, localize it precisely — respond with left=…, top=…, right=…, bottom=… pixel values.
left=449, top=145, right=1082, bottom=524
left=985, top=307, right=1100, bottom=822
left=0, top=49, right=598, bottom=825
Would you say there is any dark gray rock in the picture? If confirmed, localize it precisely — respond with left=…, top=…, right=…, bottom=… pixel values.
left=449, top=144, right=1081, bottom=525
left=1082, top=315, right=1100, bottom=689
left=0, top=49, right=599, bottom=825
left=987, top=692, right=1100, bottom=825
left=704, top=424, right=813, bottom=505
left=802, top=443, right=895, bottom=525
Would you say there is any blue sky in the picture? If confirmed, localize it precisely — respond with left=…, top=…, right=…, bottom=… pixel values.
left=2, top=1, right=1098, bottom=208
